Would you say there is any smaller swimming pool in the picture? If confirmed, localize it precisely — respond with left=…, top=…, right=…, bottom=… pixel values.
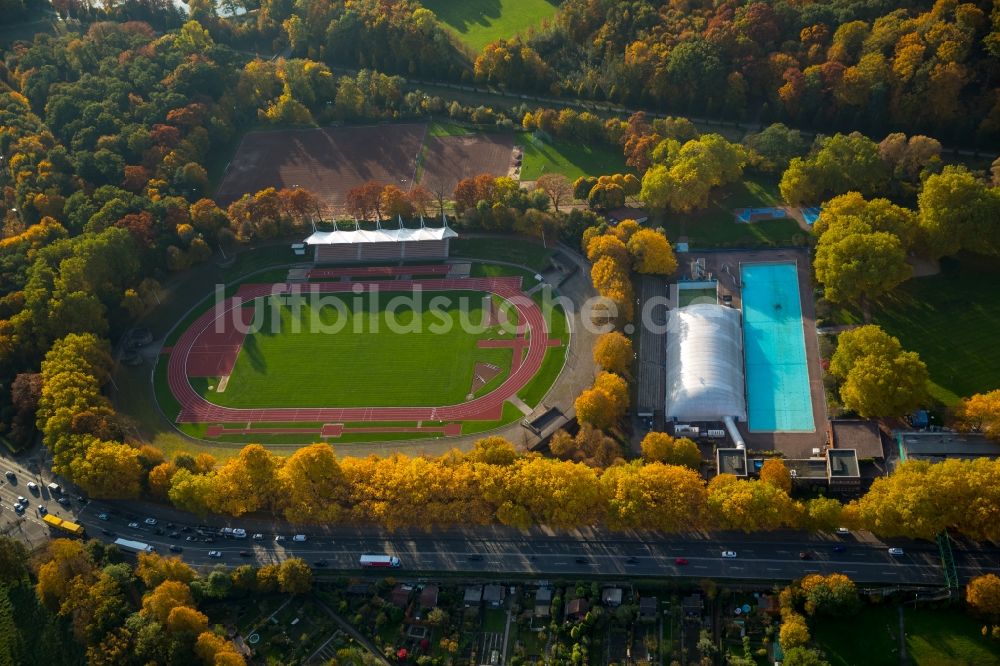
left=741, top=262, right=814, bottom=432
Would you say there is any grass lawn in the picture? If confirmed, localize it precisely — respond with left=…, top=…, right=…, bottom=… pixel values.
left=516, top=132, right=629, bottom=182
left=659, top=175, right=806, bottom=248
left=905, top=607, right=1000, bottom=665
left=423, top=0, right=559, bottom=52
left=812, top=604, right=900, bottom=666
left=451, top=237, right=552, bottom=271
left=197, top=290, right=513, bottom=408
left=831, top=254, right=1000, bottom=405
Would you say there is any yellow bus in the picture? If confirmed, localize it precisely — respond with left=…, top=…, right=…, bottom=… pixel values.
left=42, top=514, right=85, bottom=537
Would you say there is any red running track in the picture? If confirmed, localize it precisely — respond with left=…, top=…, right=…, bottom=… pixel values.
left=306, top=265, right=449, bottom=279
left=168, top=277, right=548, bottom=424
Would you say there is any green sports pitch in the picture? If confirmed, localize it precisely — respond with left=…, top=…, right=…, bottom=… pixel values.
left=194, top=290, right=518, bottom=409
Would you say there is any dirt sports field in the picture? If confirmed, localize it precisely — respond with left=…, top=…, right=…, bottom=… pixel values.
left=215, top=124, right=514, bottom=214
left=418, top=133, right=515, bottom=195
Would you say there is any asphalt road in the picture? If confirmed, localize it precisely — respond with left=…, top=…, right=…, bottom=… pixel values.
left=3, top=455, right=998, bottom=586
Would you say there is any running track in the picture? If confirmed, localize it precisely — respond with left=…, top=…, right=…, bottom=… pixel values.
left=168, top=277, right=549, bottom=424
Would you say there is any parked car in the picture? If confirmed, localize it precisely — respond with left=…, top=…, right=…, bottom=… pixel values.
left=888, top=547, right=905, bottom=556
left=56, top=497, right=70, bottom=507
left=252, top=533, right=264, bottom=540
left=292, top=534, right=307, bottom=542
left=168, top=532, right=180, bottom=539
left=26, top=481, right=38, bottom=491
left=13, top=504, right=24, bottom=515
left=274, top=535, right=286, bottom=542
left=169, top=545, right=183, bottom=553
left=37, top=505, right=46, bottom=515
left=674, top=557, right=689, bottom=565
left=721, top=551, right=738, bottom=558
left=185, top=536, right=196, bottom=542
left=4, top=471, right=15, bottom=481
left=98, top=512, right=109, bottom=521
left=101, top=528, right=114, bottom=536
left=836, top=527, right=850, bottom=535
left=16, top=496, right=26, bottom=506
left=144, top=517, right=157, bottom=526
left=207, top=551, right=222, bottom=558
left=127, top=522, right=140, bottom=529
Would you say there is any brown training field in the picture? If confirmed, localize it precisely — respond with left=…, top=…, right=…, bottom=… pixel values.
left=418, top=133, right=515, bottom=195
left=215, top=124, right=427, bottom=213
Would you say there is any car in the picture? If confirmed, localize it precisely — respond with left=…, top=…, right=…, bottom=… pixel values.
left=239, top=550, right=251, bottom=557
left=26, top=481, right=38, bottom=491
left=56, top=497, right=70, bottom=507
left=625, top=556, right=639, bottom=564
left=207, top=551, right=222, bottom=558
left=203, top=537, right=215, bottom=544
left=274, top=535, right=286, bottom=542
left=836, top=527, right=850, bottom=535
left=674, top=557, right=689, bottom=565
left=13, top=504, right=24, bottom=515
left=165, top=523, right=174, bottom=528
left=467, top=554, right=483, bottom=561
left=185, top=536, right=195, bottom=542
left=101, top=528, right=114, bottom=536
left=154, top=527, right=165, bottom=535
left=169, top=545, right=183, bottom=553
left=574, top=557, right=588, bottom=564
left=16, top=496, right=26, bottom=506
left=721, top=551, right=738, bottom=558
left=4, top=471, right=15, bottom=481
left=180, top=526, right=192, bottom=532
left=127, top=522, right=139, bottom=529
left=97, top=512, right=109, bottom=521
left=37, top=505, right=46, bottom=515
left=144, top=517, right=157, bottom=526
left=832, top=545, right=845, bottom=553
left=168, top=532, right=180, bottom=539
left=75, top=495, right=86, bottom=503
left=292, top=534, right=307, bottom=542
left=799, top=551, right=813, bottom=560
left=314, top=559, right=329, bottom=567
left=252, top=533, right=264, bottom=540
left=888, top=547, right=905, bottom=556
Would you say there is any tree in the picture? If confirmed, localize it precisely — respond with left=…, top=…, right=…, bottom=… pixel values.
left=967, top=574, right=1000, bottom=618
left=639, top=432, right=700, bottom=469
left=782, top=647, right=831, bottom=666
left=707, top=475, right=801, bottom=531
left=918, top=166, right=1000, bottom=258
left=814, top=224, right=911, bottom=306
left=957, top=390, right=1000, bottom=440
left=278, top=558, right=313, bottom=594
left=779, top=613, right=811, bottom=649
left=345, top=181, right=384, bottom=221
left=592, top=332, right=633, bottom=375
left=626, top=228, right=677, bottom=275
left=799, top=573, right=859, bottom=616
left=780, top=133, right=889, bottom=204
left=69, top=440, right=144, bottom=499
left=744, top=123, right=807, bottom=173
left=166, top=606, right=209, bottom=635
left=136, top=552, right=196, bottom=588
left=759, top=458, right=793, bottom=493
left=277, top=443, right=345, bottom=523
left=141, top=580, right=193, bottom=624
left=536, top=173, right=573, bottom=212
left=831, top=326, right=928, bottom=418
left=586, top=234, right=630, bottom=267
left=602, top=461, right=709, bottom=531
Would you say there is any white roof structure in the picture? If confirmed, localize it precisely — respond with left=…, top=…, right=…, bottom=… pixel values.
left=665, top=304, right=747, bottom=422
left=304, top=226, right=457, bottom=245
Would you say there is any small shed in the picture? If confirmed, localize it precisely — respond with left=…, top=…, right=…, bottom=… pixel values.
left=602, top=587, right=623, bottom=608
left=390, top=584, right=411, bottom=609
left=639, top=596, right=658, bottom=622
left=534, top=588, right=553, bottom=617
left=464, top=585, right=483, bottom=607
left=483, top=584, right=505, bottom=608
left=565, top=598, right=590, bottom=621
left=420, top=585, right=439, bottom=610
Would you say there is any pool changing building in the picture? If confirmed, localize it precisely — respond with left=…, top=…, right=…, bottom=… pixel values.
left=664, top=303, right=747, bottom=449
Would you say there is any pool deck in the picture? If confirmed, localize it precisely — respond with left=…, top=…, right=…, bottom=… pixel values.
left=676, top=248, right=827, bottom=457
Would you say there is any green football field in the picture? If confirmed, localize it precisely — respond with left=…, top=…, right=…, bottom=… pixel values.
left=423, top=0, right=560, bottom=52
left=196, top=291, right=519, bottom=408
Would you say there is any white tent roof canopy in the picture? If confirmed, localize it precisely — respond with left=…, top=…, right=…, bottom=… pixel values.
left=304, top=225, right=457, bottom=245
left=665, top=303, right=747, bottom=422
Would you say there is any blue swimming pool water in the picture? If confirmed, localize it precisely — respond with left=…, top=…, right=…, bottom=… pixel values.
left=741, top=262, right=815, bottom=432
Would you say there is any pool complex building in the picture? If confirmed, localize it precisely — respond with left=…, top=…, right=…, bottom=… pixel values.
left=665, top=261, right=814, bottom=437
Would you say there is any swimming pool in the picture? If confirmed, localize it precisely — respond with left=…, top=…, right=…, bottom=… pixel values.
left=740, top=262, right=815, bottom=432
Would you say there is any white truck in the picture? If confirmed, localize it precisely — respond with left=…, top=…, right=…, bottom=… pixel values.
left=359, top=554, right=401, bottom=568
left=219, top=527, right=247, bottom=539
left=114, top=538, right=155, bottom=554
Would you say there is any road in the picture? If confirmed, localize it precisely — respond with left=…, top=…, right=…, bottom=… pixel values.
left=2, top=455, right=998, bottom=586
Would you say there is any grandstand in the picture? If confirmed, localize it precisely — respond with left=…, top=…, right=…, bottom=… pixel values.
left=303, top=219, right=458, bottom=263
